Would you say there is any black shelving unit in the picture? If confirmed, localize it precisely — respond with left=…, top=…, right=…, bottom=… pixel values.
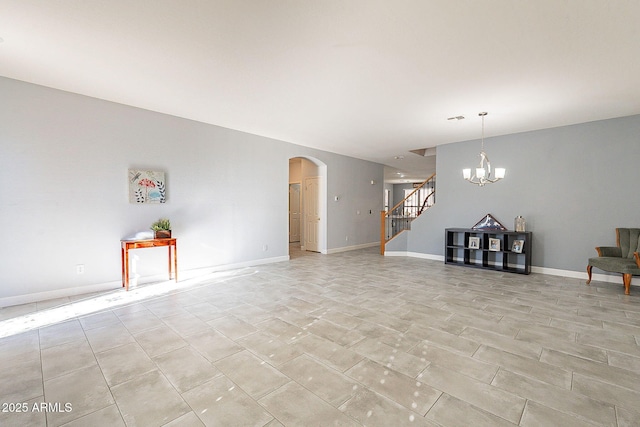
left=445, top=228, right=532, bottom=274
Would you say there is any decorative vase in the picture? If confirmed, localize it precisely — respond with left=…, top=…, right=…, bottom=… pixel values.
left=154, top=230, right=171, bottom=239
left=514, top=216, right=526, bottom=232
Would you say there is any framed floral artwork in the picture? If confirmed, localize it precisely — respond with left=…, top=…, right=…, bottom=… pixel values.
left=129, top=169, right=166, bottom=203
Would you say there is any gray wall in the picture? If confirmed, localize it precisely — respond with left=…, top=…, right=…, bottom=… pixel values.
left=397, top=114, right=640, bottom=274
left=0, top=77, right=383, bottom=302
left=327, top=155, right=384, bottom=247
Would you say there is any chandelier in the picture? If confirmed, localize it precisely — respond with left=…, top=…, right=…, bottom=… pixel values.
left=462, top=112, right=505, bottom=186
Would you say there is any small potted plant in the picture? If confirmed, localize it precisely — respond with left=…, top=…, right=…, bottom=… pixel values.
left=150, top=218, right=171, bottom=239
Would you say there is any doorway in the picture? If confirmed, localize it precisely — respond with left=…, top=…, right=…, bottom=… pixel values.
left=289, top=183, right=301, bottom=243
left=304, top=176, right=320, bottom=252
left=288, top=157, right=327, bottom=256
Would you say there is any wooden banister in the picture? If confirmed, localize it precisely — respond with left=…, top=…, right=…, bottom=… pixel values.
left=380, top=173, right=436, bottom=255
left=380, top=211, right=387, bottom=255
left=418, top=189, right=436, bottom=214
left=387, top=173, right=435, bottom=214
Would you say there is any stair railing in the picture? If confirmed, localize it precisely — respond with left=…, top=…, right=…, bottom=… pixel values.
left=380, top=173, right=436, bottom=255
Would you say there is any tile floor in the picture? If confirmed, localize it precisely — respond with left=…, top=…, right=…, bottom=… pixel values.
left=1, top=246, right=640, bottom=426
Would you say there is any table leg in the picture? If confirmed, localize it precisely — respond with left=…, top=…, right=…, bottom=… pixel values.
left=121, top=246, right=125, bottom=288
left=124, top=246, right=130, bottom=291
left=174, top=242, right=178, bottom=282
left=168, top=245, right=172, bottom=280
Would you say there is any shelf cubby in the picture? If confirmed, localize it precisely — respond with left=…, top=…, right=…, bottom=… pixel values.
left=445, top=228, right=532, bottom=275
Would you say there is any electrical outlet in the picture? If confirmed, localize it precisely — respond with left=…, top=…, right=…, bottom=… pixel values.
left=263, top=244, right=268, bottom=251
left=76, top=264, right=84, bottom=274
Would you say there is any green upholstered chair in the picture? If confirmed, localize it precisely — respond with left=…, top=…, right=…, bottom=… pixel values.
left=587, top=228, right=640, bottom=295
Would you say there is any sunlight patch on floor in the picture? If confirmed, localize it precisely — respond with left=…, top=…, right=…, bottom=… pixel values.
left=0, top=268, right=257, bottom=339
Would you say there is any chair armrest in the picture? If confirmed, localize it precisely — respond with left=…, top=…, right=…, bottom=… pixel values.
left=596, top=246, right=622, bottom=257
left=635, top=252, right=640, bottom=268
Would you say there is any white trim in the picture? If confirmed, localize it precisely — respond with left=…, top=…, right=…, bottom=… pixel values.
left=3, top=252, right=633, bottom=308
left=386, top=252, right=637, bottom=287
left=0, top=281, right=122, bottom=308
left=0, top=255, right=290, bottom=308
left=325, top=242, right=379, bottom=254
left=204, top=255, right=290, bottom=272
left=531, top=265, right=628, bottom=285
left=385, top=251, right=445, bottom=261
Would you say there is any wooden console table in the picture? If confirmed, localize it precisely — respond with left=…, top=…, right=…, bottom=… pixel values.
left=121, top=238, right=177, bottom=291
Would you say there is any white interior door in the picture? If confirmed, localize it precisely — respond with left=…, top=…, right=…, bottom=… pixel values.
left=289, top=183, right=301, bottom=243
left=304, top=176, right=320, bottom=252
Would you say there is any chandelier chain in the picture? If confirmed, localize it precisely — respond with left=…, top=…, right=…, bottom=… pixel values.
left=480, top=111, right=487, bottom=152
left=481, top=115, right=484, bottom=152
left=462, top=111, right=505, bottom=186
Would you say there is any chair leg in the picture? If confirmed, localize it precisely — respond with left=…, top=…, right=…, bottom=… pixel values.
left=586, top=265, right=592, bottom=284
left=623, top=274, right=631, bottom=295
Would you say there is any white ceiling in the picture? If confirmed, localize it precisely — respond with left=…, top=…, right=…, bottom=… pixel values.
left=2, top=1, right=640, bottom=182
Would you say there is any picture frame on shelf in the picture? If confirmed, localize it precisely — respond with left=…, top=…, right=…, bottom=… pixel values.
left=489, top=238, right=501, bottom=251
left=468, top=237, right=480, bottom=249
left=512, top=239, right=524, bottom=253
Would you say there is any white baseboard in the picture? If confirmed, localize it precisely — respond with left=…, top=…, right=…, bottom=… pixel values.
left=325, top=242, right=379, bottom=254
left=204, top=255, right=290, bottom=272
left=530, top=265, right=629, bottom=285
left=0, top=255, right=290, bottom=308
left=0, top=281, right=123, bottom=308
left=385, top=251, right=445, bottom=262
left=3, top=252, right=632, bottom=308
left=386, top=251, right=636, bottom=287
